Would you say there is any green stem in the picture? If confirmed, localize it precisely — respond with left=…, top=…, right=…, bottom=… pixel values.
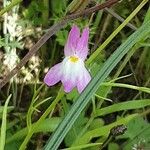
left=0, top=0, right=22, bottom=17
left=40, top=0, right=49, bottom=69
left=19, top=87, right=64, bottom=150
left=19, top=131, right=33, bottom=150
left=26, top=84, right=44, bottom=130
left=35, top=87, right=64, bottom=125
left=42, top=0, right=49, bottom=27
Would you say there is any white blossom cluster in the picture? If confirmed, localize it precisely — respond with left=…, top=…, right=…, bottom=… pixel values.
left=3, top=1, right=23, bottom=71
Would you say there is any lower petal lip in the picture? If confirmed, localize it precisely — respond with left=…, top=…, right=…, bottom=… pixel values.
left=62, top=80, right=76, bottom=93
left=61, top=57, right=91, bottom=93
left=44, top=63, right=62, bottom=86
left=77, top=67, right=91, bottom=93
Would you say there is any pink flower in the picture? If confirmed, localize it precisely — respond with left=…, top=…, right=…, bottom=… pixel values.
left=44, top=25, right=91, bottom=93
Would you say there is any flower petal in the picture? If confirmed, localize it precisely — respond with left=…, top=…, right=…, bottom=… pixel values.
left=76, top=27, right=89, bottom=61
left=44, top=63, right=62, bottom=86
left=63, top=80, right=76, bottom=93
left=64, top=25, right=80, bottom=56
left=77, top=67, right=91, bottom=93
left=61, top=57, right=85, bottom=93
left=61, top=58, right=78, bottom=93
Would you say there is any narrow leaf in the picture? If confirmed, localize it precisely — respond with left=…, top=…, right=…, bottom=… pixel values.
left=0, top=95, right=11, bottom=150
left=95, top=99, right=150, bottom=117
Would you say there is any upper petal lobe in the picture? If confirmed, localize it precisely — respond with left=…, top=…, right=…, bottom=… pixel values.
left=76, top=27, right=89, bottom=60
left=64, top=25, right=80, bottom=56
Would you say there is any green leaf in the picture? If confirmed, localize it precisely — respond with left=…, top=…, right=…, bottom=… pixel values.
left=61, top=142, right=102, bottom=150
left=44, top=11, right=150, bottom=150
left=56, top=30, right=68, bottom=46
left=89, top=118, right=104, bottom=130
left=6, top=117, right=61, bottom=144
left=0, top=95, right=11, bottom=150
left=101, top=82, right=150, bottom=94
left=95, top=99, right=150, bottom=117
left=0, top=106, right=14, bottom=119
left=73, top=114, right=137, bottom=146
left=64, top=113, right=88, bottom=147
left=51, top=0, right=66, bottom=15
left=108, top=143, right=119, bottom=150
left=143, top=7, right=150, bottom=23
left=120, top=116, right=150, bottom=150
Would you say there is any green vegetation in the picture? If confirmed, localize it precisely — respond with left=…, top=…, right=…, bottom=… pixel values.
left=0, top=0, right=150, bottom=150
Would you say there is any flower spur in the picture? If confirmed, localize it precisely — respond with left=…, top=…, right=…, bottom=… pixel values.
left=44, top=25, right=91, bottom=93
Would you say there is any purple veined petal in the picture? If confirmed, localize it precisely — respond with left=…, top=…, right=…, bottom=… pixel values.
left=77, top=67, right=91, bottom=93
left=76, top=27, right=89, bottom=61
left=44, top=63, right=62, bottom=86
left=62, top=80, right=76, bottom=93
left=64, top=25, right=80, bottom=56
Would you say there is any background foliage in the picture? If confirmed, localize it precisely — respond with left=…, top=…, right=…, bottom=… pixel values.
left=0, top=0, right=150, bottom=150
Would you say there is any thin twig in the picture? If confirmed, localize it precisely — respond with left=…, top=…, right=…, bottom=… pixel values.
left=104, top=8, right=137, bottom=30
left=0, top=0, right=119, bottom=89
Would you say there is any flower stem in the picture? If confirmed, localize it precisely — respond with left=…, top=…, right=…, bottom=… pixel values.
left=19, top=130, right=33, bottom=150
left=19, top=87, right=64, bottom=149
left=0, top=0, right=22, bottom=17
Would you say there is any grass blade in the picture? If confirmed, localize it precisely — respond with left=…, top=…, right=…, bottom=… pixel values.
left=101, top=82, right=150, bottom=94
left=0, top=94, right=12, bottom=150
left=95, top=99, right=150, bottom=117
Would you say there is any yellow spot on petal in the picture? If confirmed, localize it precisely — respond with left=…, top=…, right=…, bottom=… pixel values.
left=69, top=56, right=79, bottom=63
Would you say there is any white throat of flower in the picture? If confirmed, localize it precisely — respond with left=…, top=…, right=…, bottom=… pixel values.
left=62, top=55, right=84, bottom=82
